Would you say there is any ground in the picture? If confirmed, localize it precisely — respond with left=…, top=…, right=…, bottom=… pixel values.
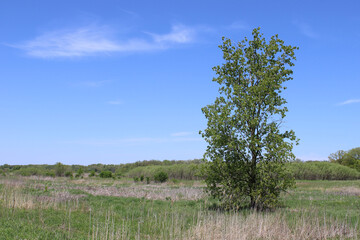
left=0, top=176, right=359, bottom=239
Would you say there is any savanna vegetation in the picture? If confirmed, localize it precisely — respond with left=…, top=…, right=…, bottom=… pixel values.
left=1, top=28, right=359, bottom=239
left=1, top=159, right=360, bottom=181
left=0, top=175, right=359, bottom=239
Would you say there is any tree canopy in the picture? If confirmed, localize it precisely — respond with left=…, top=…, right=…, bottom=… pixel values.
left=329, top=147, right=360, bottom=171
left=201, top=28, right=298, bottom=210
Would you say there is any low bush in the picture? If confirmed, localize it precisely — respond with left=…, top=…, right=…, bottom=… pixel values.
left=99, top=171, right=113, bottom=178
left=89, top=170, right=96, bottom=177
left=17, top=167, right=42, bottom=176
left=288, top=161, right=360, bottom=180
left=45, top=171, right=55, bottom=178
left=154, top=171, right=168, bottom=183
left=126, top=164, right=200, bottom=180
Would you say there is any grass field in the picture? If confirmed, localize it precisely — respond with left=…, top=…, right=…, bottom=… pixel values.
left=0, top=176, right=359, bottom=239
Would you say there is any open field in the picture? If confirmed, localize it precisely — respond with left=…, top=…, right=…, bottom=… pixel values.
left=0, top=176, right=359, bottom=239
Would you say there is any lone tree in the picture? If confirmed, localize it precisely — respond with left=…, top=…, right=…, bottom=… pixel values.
left=200, top=28, right=298, bottom=210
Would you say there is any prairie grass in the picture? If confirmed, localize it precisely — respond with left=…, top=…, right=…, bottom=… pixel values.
left=188, top=210, right=357, bottom=240
left=0, top=178, right=86, bottom=210
left=78, top=184, right=204, bottom=201
left=0, top=176, right=359, bottom=239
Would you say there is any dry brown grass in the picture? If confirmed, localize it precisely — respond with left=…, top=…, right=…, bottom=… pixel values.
left=0, top=179, right=85, bottom=210
left=187, top=211, right=357, bottom=240
left=78, top=184, right=205, bottom=201
left=325, top=187, right=360, bottom=196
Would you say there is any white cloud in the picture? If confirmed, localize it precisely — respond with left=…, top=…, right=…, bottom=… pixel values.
left=13, top=24, right=196, bottom=58
left=293, top=21, right=318, bottom=39
left=171, top=131, right=193, bottom=137
left=149, top=25, right=195, bottom=44
left=337, top=99, right=360, bottom=106
left=62, top=137, right=202, bottom=146
left=18, top=26, right=120, bottom=58
left=107, top=100, right=122, bottom=105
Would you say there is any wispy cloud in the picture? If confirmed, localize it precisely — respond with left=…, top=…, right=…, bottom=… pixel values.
left=147, top=25, right=195, bottom=44
left=293, top=21, right=318, bottom=39
left=171, top=131, right=193, bottom=137
left=337, top=99, right=360, bottom=106
left=62, top=136, right=202, bottom=146
left=12, top=24, right=197, bottom=58
left=107, top=100, right=122, bottom=105
left=226, top=21, right=249, bottom=30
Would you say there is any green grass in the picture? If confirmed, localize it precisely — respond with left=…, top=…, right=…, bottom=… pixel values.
left=283, top=180, right=360, bottom=226
left=0, top=177, right=359, bottom=239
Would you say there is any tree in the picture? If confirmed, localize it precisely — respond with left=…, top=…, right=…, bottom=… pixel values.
left=200, top=28, right=298, bottom=210
left=328, top=150, right=346, bottom=164
left=55, top=162, right=66, bottom=177
left=330, top=147, right=360, bottom=171
left=343, top=148, right=360, bottom=171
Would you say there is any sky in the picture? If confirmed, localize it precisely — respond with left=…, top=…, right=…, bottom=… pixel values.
left=1, top=0, right=359, bottom=165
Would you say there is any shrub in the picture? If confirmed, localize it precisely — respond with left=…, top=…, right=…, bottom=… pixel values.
left=146, top=177, right=150, bottom=184
left=140, top=175, right=144, bottom=182
left=287, top=161, right=360, bottom=180
left=55, top=162, right=66, bottom=177
left=18, top=167, right=41, bottom=176
left=154, top=171, right=168, bottom=183
left=125, top=164, right=201, bottom=180
left=76, top=167, right=84, bottom=178
left=171, top=179, right=179, bottom=184
left=89, top=170, right=96, bottom=177
left=99, top=171, right=113, bottom=178
left=65, top=171, right=73, bottom=177
left=45, top=171, right=55, bottom=178
left=133, top=177, right=139, bottom=182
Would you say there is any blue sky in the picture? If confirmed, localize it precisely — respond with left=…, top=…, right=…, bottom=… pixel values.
left=1, top=0, right=359, bottom=165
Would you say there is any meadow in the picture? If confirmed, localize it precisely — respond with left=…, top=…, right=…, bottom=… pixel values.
left=0, top=174, right=359, bottom=239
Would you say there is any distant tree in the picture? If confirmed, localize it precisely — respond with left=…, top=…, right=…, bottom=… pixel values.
left=342, top=148, right=360, bottom=171
left=200, top=28, right=298, bottom=210
left=329, top=148, right=360, bottom=171
left=328, top=150, right=346, bottom=164
left=55, top=162, right=66, bottom=177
